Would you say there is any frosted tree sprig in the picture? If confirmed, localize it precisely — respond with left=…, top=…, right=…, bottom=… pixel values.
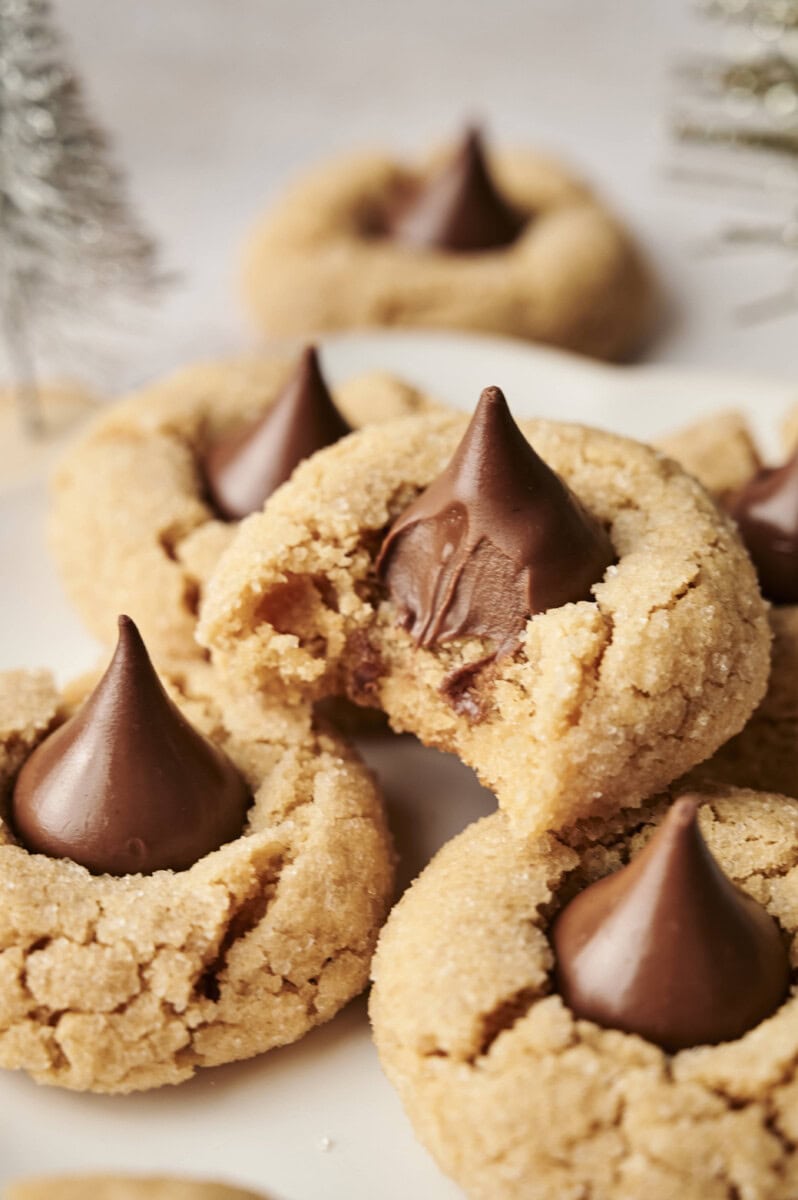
left=0, top=0, right=166, bottom=434
left=671, top=0, right=798, bottom=323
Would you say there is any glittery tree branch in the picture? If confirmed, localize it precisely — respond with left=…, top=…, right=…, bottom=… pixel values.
left=671, top=1, right=798, bottom=322
left=0, top=0, right=166, bottom=434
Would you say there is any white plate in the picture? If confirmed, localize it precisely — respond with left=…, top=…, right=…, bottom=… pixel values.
left=0, top=330, right=796, bottom=1199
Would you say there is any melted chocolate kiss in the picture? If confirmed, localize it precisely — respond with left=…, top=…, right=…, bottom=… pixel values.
left=12, top=616, right=251, bottom=875
left=376, top=387, right=614, bottom=654
left=725, top=451, right=798, bottom=604
left=388, top=128, right=526, bottom=253
left=552, top=796, right=790, bottom=1052
left=202, top=346, right=350, bottom=521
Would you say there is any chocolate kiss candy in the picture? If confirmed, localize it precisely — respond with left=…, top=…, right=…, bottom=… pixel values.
left=389, top=127, right=526, bottom=253
left=725, top=451, right=798, bottom=604
left=552, top=796, right=790, bottom=1052
left=202, top=345, right=350, bottom=521
left=377, top=386, right=614, bottom=654
left=12, top=615, right=251, bottom=876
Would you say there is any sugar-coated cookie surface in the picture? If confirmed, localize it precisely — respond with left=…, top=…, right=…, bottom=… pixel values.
left=199, top=410, right=770, bottom=837
left=49, top=356, right=430, bottom=663
left=0, top=663, right=394, bottom=1093
left=370, top=791, right=798, bottom=1200
left=4, top=1179, right=265, bottom=1200
left=241, top=147, right=653, bottom=360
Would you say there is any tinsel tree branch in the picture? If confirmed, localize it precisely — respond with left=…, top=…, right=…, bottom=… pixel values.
left=671, top=0, right=798, bottom=323
left=0, top=0, right=166, bottom=435
left=700, top=0, right=798, bottom=30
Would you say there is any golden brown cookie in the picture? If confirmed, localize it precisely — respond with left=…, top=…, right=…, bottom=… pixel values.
left=50, top=355, right=431, bottom=663
left=655, top=408, right=761, bottom=499
left=656, top=412, right=798, bottom=798
left=370, top=789, right=798, bottom=1200
left=241, top=142, right=653, bottom=360
left=4, top=1179, right=265, bottom=1200
left=198, top=407, right=769, bottom=838
left=0, top=659, right=394, bottom=1093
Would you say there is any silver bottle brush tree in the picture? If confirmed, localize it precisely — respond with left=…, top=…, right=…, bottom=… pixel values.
left=0, top=0, right=164, bottom=433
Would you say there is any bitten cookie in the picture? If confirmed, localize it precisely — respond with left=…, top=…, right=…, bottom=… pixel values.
left=241, top=130, right=653, bottom=360
left=50, top=350, right=431, bottom=663
left=0, top=624, right=394, bottom=1093
left=199, top=393, right=769, bottom=838
left=4, top=1179, right=265, bottom=1200
left=370, top=789, right=798, bottom=1200
left=656, top=411, right=798, bottom=798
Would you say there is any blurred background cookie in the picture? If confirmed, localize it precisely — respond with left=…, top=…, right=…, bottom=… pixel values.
left=241, top=129, right=654, bottom=361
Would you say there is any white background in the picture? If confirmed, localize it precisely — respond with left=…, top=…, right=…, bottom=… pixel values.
left=45, top=0, right=798, bottom=387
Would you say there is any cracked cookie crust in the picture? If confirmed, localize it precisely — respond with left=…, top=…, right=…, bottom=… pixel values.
left=240, top=147, right=654, bottom=360
left=370, top=791, right=798, bottom=1200
left=198, top=410, right=770, bottom=837
left=49, top=356, right=431, bottom=663
left=0, top=663, right=394, bottom=1094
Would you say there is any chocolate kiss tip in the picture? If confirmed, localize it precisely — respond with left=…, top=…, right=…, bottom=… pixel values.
left=11, top=614, right=251, bottom=877
left=669, top=792, right=699, bottom=824
left=389, top=126, right=525, bottom=254
left=552, top=793, right=791, bottom=1053
left=377, top=386, right=614, bottom=652
left=202, top=344, right=349, bottom=522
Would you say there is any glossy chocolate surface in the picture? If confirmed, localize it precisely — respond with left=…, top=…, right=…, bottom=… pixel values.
left=552, top=796, right=790, bottom=1052
left=725, top=451, right=798, bottom=604
left=377, top=386, right=614, bottom=654
left=388, top=128, right=526, bottom=253
left=12, top=616, right=251, bottom=875
left=203, top=346, right=350, bottom=521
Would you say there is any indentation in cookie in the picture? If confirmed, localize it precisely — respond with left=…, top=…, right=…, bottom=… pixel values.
left=387, top=127, right=527, bottom=253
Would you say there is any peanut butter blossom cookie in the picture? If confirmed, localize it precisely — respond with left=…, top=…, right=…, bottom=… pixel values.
left=0, top=618, right=394, bottom=1092
left=657, top=412, right=798, bottom=799
left=199, top=388, right=769, bottom=838
left=50, top=348, right=430, bottom=662
left=241, top=128, right=654, bottom=360
left=4, top=1180, right=266, bottom=1200
left=370, top=790, right=798, bottom=1200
